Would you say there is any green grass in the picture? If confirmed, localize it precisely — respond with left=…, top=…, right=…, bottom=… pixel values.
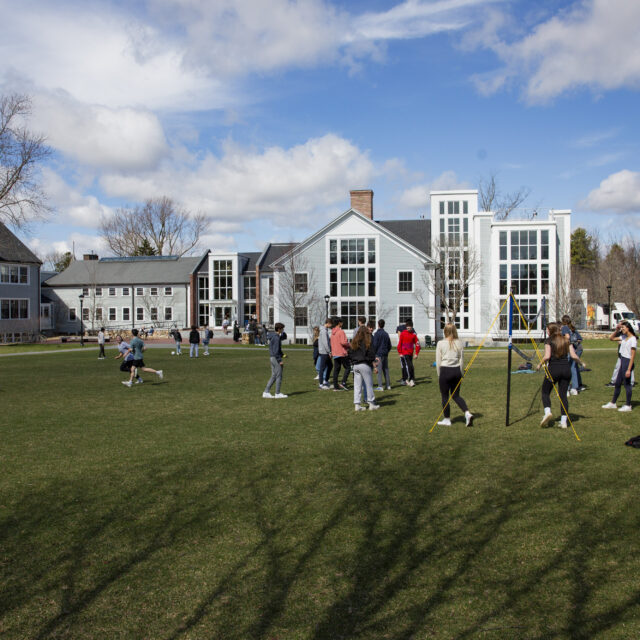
left=1, top=343, right=639, bottom=639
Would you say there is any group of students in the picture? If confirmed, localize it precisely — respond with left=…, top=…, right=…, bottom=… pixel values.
left=263, top=315, right=474, bottom=424
left=169, top=327, right=213, bottom=357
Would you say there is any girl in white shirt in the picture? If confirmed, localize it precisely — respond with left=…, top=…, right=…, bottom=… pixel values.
left=603, top=321, right=637, bottom=412
left=436, top=323, right=473, bottom=426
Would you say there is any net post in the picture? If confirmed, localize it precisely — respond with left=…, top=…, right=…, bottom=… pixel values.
left=506, top=289, right=514, bottom=426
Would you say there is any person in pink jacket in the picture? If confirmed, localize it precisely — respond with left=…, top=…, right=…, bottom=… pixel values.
left=331, top=317, right=352, bottom=390
left=397, top=319, right=420, bottom=387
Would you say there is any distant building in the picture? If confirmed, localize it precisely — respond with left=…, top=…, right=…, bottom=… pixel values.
left=0, top=222, right=43, bottom=343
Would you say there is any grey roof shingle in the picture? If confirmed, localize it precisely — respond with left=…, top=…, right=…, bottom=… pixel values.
left=260, top=243, right=298, bottom=272
left=0, top=223, right=42, bottom=264
left=44, top=255, right=202, bottom=287
left=377, top=219, right=431, bottom=255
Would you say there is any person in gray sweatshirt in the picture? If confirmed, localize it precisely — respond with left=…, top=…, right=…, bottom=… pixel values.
left=317, top=317, right=333, bottom=389
left=263, top=323, right=288, bottom=398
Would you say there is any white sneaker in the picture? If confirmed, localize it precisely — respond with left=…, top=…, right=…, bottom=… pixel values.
left=375, top=386, right=384, bottom=391
left=156, top=370, right=163, bottom=380
left=408, top=380, right=415, bottom=387
left=570, top=389, right=578, bottom=396
left=262, top=392, right=274, bottom=398
left=540, top=412, right=554, bottom=427
left=465, top=412, right=474, bottom=427
left=602, top=402, right=617, bottom=409
left=437, top=418, right=452, bottom=426
left=122, top=380, right=132, bottom=387
left=559, top=418, right=568, bottom=429
left=385, top=386, right=392, bottom=390
left=368, top=403, right=380, bottom=410
left=355, top=404, right=366, bottom=411
left=314, top=375, right=319, bottom=380
left=136, top=378, right=144, bottom=384
left=274, top=393, right=288, bottom=399
left=618, top=405, right=632, bottom=412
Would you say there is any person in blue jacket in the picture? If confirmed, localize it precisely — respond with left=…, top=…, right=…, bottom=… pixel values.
left=263, top=323, right=288, bottom=399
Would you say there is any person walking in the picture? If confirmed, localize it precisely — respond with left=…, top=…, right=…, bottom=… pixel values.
left=114, top=335, right=142, bottom=384
left=397, top=319, right=420, bottom=386
left=189, top=325, right=200, bottom=358
left=97, top=327, right=106, bottom=359
left=561, top=315, right=584, bottom=394
left=348, top=325, right=380, bottom=411
left=317, top=318, right=333, bottom=389
left=436, top=323, right=473, bottom=426
left=122, top=328, right=163, bottom=387
left=331, top=317, right=351, bottom=391
left=602, top=321, right=637, bottom=412
left=171, top=328, right=183, bottom=355
left=222, top=314, right=230, bottom=335
left=537, top=322, right=582, bottom=428
left=372, top=319, right=392, bottom=390
left=263, top=323, right=288, bottom=398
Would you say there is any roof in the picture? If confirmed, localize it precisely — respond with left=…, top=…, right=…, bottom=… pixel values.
left=0, top=222, right=42, bottom=264
left=376, top=219, right=431, bottom=255
left=258, top=243, right=298, bottom=273
left=44, top=255, right=202, bottom=287
left=239, top=251, right=262, bottom=273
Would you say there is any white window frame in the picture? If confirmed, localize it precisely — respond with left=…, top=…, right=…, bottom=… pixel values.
left=150, top=287, right=159, bottom=296
left=150, top=307, right=158, bottom=321
left=294, top=272, right=308, bottom=294
left=136, top=307, right=144, bottom=321
left=95, top=287, right=103, bottom=297
left=122, top=307, right=131, bottom=322
left=0, top=264, right=29, bottom=285
left=95, top=307, right=103, bottom=321
left=397, top=270, right=414, bottom=293
left=294, top=306, right=308, bottom=327
left=69, top=308, right=77, bottom=321
left=0, top=298, right=30, bottom=319
left=136, top=287, right=144, bottom=296
left=82, top=286, right=89, bottom=296
left=108, top=287, right=117, bottom=296
left=397, top=305, right=414, bottom=327
left=122, top=287, right=130, bottom=296
left=108, top=307, right=117, bottom=321
left=164, top=286, right=172, bottom=296
left=82, top=307, right=90, bottom=321
left=164, top=307, right=173, bottom=321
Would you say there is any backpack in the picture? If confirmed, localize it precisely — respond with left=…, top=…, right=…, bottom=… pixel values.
left=208, top=329, right=214, bottom=339
left=625, top=435, right=640, bottom=449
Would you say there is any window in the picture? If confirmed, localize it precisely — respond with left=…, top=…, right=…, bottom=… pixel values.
left=499, top=231, right=507, bottom=260
left=398, top=306, right=413, bottom=325
left=0, top=299, right=29, bottom=319
left=150, top=287, right=159, bottom=296
left=136, top=307, right=144, bottom=321
left=448, top=217, right=460, bottom=243
left=448, top=201, right=460, bottom=215
left=340, top=239, right=365, bottom=264
left=268, top=307, right=274, bottom=326
left=198, top=276, right=209, bottom=302
left=82, top=287, right=89, bottom=296
left=164, top=307, right=173, bottom=321
left=136, top=287, right=144, bottom=296
left=295, top=338, right=308, bottom=345
left=213, top=260, right=233, bottom=300
left=294, top=273, right=308, bottom=293
left=294, top=307, right=308, bottom=327
left=122, top=287, right=130, bottom=296
left=108, top=287, right=116, bottom=296
left=340, top=301, right=366, bottom=329
left=95, top=307, right=103, bottom=321
left=511, top=264, right=537, bottom=295
left=329, top=239, right=337, bottom=264
left=510, top=230, right=537, bottom=260
left=368, top=301, right=376, bottom=324
left=500, top=299, right=539, bottom=331
left=0, top=265, right=28, bottom=284
left=463, top=201, right=468, bottom=215
left=122, top=307, right=130, bottom=321
left=330, top=269, right=337, bottom=297
left=541, top=229, right=549, bottom=260
left=368, top=238, right=376, bottom=264
left=82, top=308, right=89, bottom=321
left=95, top=287, right=103, bottom=296
left=164, top=286, right=173, bottom=296
left=268, top=277, right=274, bottom=296
left=541, top=264, right=549, bottom=295
left=368, top=268, right=376, bottom=296
left=398, top=271, right=413, bottom=292
left=69, top=308, right=77, bottom=321
left=439, top=201, right=445, bottom=215
left=243, top=303, right=256, bottom=324
left=108, top=307, right=117, bottom=321
left=244, top=274, right=256, bottom=299
left=341, top=268, right=365, bottom=297
left=150, top=307, right=158, bottom=321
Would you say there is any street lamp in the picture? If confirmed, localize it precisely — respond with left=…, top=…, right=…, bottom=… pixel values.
left=324, top=294, right=330, bottom=319
left=78, top=293, right=85, bottom=347
left=606, top=285, right=612, bottom=329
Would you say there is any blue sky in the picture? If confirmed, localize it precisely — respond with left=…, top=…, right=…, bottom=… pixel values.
left=2, top=0, right=639, bottom=258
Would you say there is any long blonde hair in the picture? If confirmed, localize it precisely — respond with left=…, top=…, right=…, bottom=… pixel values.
left=443, top=322, right=461, bottom=355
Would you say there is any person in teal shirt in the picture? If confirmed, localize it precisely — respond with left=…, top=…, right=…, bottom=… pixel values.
left=123, top=328, right=164, bottom=387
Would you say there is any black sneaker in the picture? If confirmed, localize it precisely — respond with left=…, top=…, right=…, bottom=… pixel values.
left=605, top=382, right=615, bottom=387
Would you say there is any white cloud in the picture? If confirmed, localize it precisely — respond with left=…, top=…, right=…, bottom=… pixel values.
left=99, top=134, right=376, bottom=227
left=32, top=92, right=169, bottom=171
left=471, top=0, right=640, bottom=102
left=572, top=127, right=621, bottom=148
left=580, top=170, right=640, bottom=213
left=398, top=171, right=471, bottom=210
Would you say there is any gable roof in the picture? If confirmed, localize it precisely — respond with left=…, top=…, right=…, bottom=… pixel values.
left=258, top=243, right=298, bottom=273
left=0, top=222, right=41, bottom=264
left=44, top=255, right=202, bottom=287
left=377, top=219, right=431, bottom=255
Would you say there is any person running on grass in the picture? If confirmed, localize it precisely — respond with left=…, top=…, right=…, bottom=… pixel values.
left=263, top=322, right=288, bottom=399
left=436, top=323, right=473, bottom=427
left=114, top=335, right=142, bottom=384
left=602, top=321, right=637, bottom=413
left=537, top=322, right=583, bottom=428
left=397, top=319, right=420, bottom=386
left=348, top=325, right=380, bottom=411
left=122, top=328, right=163, bottom=387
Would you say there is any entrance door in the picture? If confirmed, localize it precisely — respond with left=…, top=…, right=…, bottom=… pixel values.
left=214, top=306, right=233, bottom=327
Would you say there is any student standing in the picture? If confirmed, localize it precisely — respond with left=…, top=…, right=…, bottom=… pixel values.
left=97, top=327, right=106, bottom=359
left=537, top=322, right=582, bottom=427
left=436, top=323, right=473, bottom=426
left=312, top=326, right=320, bottom=380
left=372, top=319, right=392, bottom=390
left=348, top=325, right=380, bottom=411
left=602, top=321, right=636, bottom=412
left=263, top=323, right=288, bottom=398
left=201, top=326, right=212, bottom=355
left=397, top=320, right=420, bottom=386
left=189, top=325, right=200, bottom=358
left=123, top=328, right=163, bottom=387
left=561, top=315, right=584, bottom=394
left=331, top=317, right=351, bottom=391
left=171, top=328, right=183, bottom=355
left=317, top=318, right=333, bottom=389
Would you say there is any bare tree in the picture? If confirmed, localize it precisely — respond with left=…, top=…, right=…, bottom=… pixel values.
left=478, top=171, right=531, bottom=220
left=99, top=197, right=208, bottom=257
left=414, top=236, right=482, bottom=325
left=0, top=94, right=52, bottom=228
left=276, top=250, right=316, bottom=343
left=41, top=250, right=73, bottom=272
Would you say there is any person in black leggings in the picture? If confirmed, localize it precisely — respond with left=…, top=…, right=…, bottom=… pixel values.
left=537, top=322, right=583, bottom=428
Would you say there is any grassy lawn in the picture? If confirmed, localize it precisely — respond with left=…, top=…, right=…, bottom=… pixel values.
left=2, top=341, right=639, bottom=639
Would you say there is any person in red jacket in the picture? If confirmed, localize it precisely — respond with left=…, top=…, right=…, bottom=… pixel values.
left=330, top=317, right=351, bottom=390
left=397, top=319, right=420, bottom=386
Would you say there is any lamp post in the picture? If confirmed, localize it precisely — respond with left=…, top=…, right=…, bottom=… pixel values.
left=606, top=285, right=612, bottom=330
left=78, top=294, right=85, bottom=347
left=324, top=294, right=330, bottom=319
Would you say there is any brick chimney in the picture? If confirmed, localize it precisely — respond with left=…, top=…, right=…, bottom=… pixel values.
left=83, top=253, right=98, bottom=260
left=350, top=189, right=373, bottom=220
